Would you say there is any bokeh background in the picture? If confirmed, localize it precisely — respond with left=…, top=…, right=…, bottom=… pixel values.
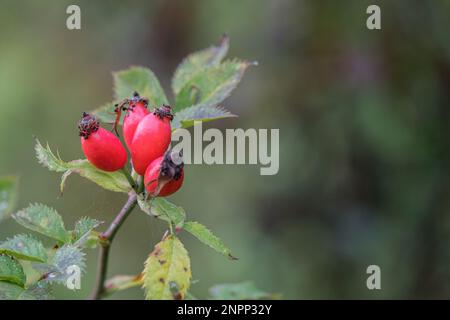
left=1, top=0, right=450, bottom=299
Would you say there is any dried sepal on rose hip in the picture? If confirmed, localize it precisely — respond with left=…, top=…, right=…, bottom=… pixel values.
left=130, top=105, right=173, bottom=176
left=122, top=92, right=150, bottom=148
left=79, top=112, right=127, bottom=172
left=144, top=150, right=184, bottom=197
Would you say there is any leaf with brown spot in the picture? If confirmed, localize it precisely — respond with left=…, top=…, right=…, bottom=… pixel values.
left=142, top=235, right=191, bottom=300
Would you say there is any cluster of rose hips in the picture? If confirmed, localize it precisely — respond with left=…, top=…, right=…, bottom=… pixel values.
left=78, top=92, right=184, bottom=197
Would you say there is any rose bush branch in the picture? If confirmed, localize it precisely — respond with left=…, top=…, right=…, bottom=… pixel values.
left=0, top=36, right=267, bottom=300
left=89, top=189, right=138, bottom=300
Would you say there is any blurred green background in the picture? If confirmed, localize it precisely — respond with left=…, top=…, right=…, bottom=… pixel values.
left=1, top=0, right=450, bottom=299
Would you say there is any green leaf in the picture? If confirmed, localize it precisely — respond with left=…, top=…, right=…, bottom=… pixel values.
left=35, top=139, right=131, bottom=194
left=0, top=255, right=26, bottom=287
left=42, top=245, right=86, bottom=283
left=104, top=274, right=143, bottom=296
left=143, top=235, right=191, bottom=300
left=183, top=221, right=237, bottom=260
left=0, top=234, right=47, bottom=262
left=114, top=66, right=168, bottom=106
left=151, top=198, right=186, bottom=228
left=209, top=282, right=279, bottom=300
left=62, top=161, right=131, bottom=193
left=17, top=281, right=53, bottom=300
left=72, top=217, right=102, bottom=245
left=35, top=140, right=68, bottom=172
left=174, top=59, right=252, bottom=112
left=12, top=203, right=71, bottom=243
left=172, top=105, right=236, bottom=129
left=0, top=281, right=53, bottom=300
left=172, top=35, right=229, bottom=96
left=91, top=102, right=116, bottom=125
left=92, top=66, right=168, bottom=124
left=52, top=245, right=86, bottom=272
left=0, top=281, right=24, bottom=299
left=138, top=196, right=185, bottom=229
left=137, top=194, right=153, bottom=214
left=0, top=176, right=19, bottom=222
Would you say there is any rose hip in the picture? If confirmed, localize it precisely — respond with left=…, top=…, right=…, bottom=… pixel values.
left=130, top=105, right=173, bottom=175
left=79, top=112, right=127, bottom=172
left=144, top=151, right=184, bottom=197
left=122, top=92, right=150, bottom=148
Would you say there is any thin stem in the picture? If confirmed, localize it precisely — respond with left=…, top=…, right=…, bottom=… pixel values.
left=89, top=243, right=110, bottom=300
left=89, top=191, right=138, bottom=300
left=138, top=175, right=145, bottom=194
left=104, top=193, right=137, bottom=240
left=121, top=168, right=137, bottom=191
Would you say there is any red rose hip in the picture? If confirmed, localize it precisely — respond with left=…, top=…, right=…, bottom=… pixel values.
left=144, top=151, right=184, bottom=197
left=79, top=112, right=127, bottom=172
left=123, top=92, right=150, bottom=148
left=130, top=105, right=173, bottom=175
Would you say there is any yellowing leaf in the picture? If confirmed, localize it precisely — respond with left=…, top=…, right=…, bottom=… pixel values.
left=142, top=235, right=191, bottom=300
left=104, top=274, right=143, bottom=296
